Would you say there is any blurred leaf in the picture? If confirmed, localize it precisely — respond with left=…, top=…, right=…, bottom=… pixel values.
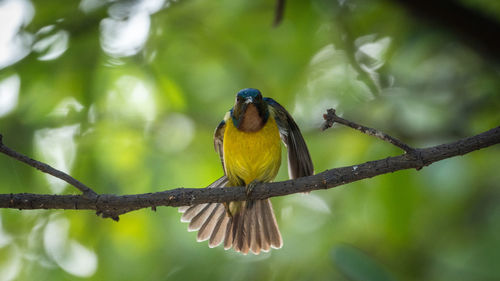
left=332, top=244, right=398, bottom=281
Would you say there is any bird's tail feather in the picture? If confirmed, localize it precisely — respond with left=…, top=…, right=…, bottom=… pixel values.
left=178, top=177, right=282, bottom=254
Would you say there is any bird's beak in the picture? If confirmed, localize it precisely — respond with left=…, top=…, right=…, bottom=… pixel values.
left=244, top=97, right=253, bottom=104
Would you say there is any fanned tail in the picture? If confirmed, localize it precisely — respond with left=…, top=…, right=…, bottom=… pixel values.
left=178, top=177, right=282, bottom=254
left=227, top=199, right=282, bottom=254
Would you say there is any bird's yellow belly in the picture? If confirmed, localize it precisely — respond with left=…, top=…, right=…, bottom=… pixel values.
left=223, top=118, right=281, bottom=186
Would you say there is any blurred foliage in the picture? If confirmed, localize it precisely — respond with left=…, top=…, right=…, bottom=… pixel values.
left=0, top=0, right=500, bottom=280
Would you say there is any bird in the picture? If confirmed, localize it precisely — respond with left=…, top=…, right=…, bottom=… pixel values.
left=179, top=88, right=314, bottom=254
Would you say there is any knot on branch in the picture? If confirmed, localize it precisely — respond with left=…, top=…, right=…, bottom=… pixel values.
left=321, top=108, right=337, bottom=131
left=406, top=149, right=426, bottom=171
left=96, top=209, right=128, bottom=221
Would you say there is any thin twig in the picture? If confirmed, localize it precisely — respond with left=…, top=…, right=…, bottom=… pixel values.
left=0, top=134, right=98, bottom=199
left=321, top=108, right=415, bottom=153
left=1, top=125, right=499, bottom=220
left=273, top=0, right=286, bottom=27
left=334, top=3, right=381, bottom=96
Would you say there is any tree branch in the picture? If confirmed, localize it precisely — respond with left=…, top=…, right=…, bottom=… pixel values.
left=0, top=134, right=98, bottom=199
left=322, top=108, right=414, bottom=153
left=1, top=112, right=499, bottom=220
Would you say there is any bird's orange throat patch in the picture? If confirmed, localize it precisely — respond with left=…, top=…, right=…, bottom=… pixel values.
left=240, top=104, right=264, bottom=132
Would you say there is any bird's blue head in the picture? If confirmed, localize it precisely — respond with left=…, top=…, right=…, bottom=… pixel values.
left=231, top=88, right=269, bottom=131
left=236, top=88, right=261, bottom=101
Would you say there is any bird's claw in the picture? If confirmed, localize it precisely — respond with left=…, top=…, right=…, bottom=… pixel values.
left=223, top=202, right=232, bottom=218
left=245, top=180, right=260, bottom=198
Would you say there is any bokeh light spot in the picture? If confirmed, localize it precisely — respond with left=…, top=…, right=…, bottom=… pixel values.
left=44, top=216, right=97, bottom=277
left=0, top=74, right=20, bottom=118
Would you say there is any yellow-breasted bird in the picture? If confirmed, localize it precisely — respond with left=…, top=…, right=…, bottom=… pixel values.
left=179, top=88, right=313, bottom=254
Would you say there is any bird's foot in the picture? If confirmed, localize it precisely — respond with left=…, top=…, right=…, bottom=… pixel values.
left=223, top=202, right=232, bottom=218
left=245, top=180, right=260, bottom=198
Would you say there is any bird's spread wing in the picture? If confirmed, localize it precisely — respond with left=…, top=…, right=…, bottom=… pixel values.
left=213, top=111, right=230, bottom=173
left=214, top=120, right=226, bottom=172
left=264, top=97, right=314, bottom=179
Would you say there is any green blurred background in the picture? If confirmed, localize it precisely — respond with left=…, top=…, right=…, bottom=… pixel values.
left=0, top=0, right=499, bottom=280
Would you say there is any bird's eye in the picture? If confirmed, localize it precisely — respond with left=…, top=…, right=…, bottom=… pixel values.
left=256, top=94, right=262, bottom=100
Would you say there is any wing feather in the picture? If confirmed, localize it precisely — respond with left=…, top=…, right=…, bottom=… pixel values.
left=264, top=97, right=314, bottom=179
left=214, top=111, right=232, bottom=173
left=214, top=120, right=226, bottom=172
